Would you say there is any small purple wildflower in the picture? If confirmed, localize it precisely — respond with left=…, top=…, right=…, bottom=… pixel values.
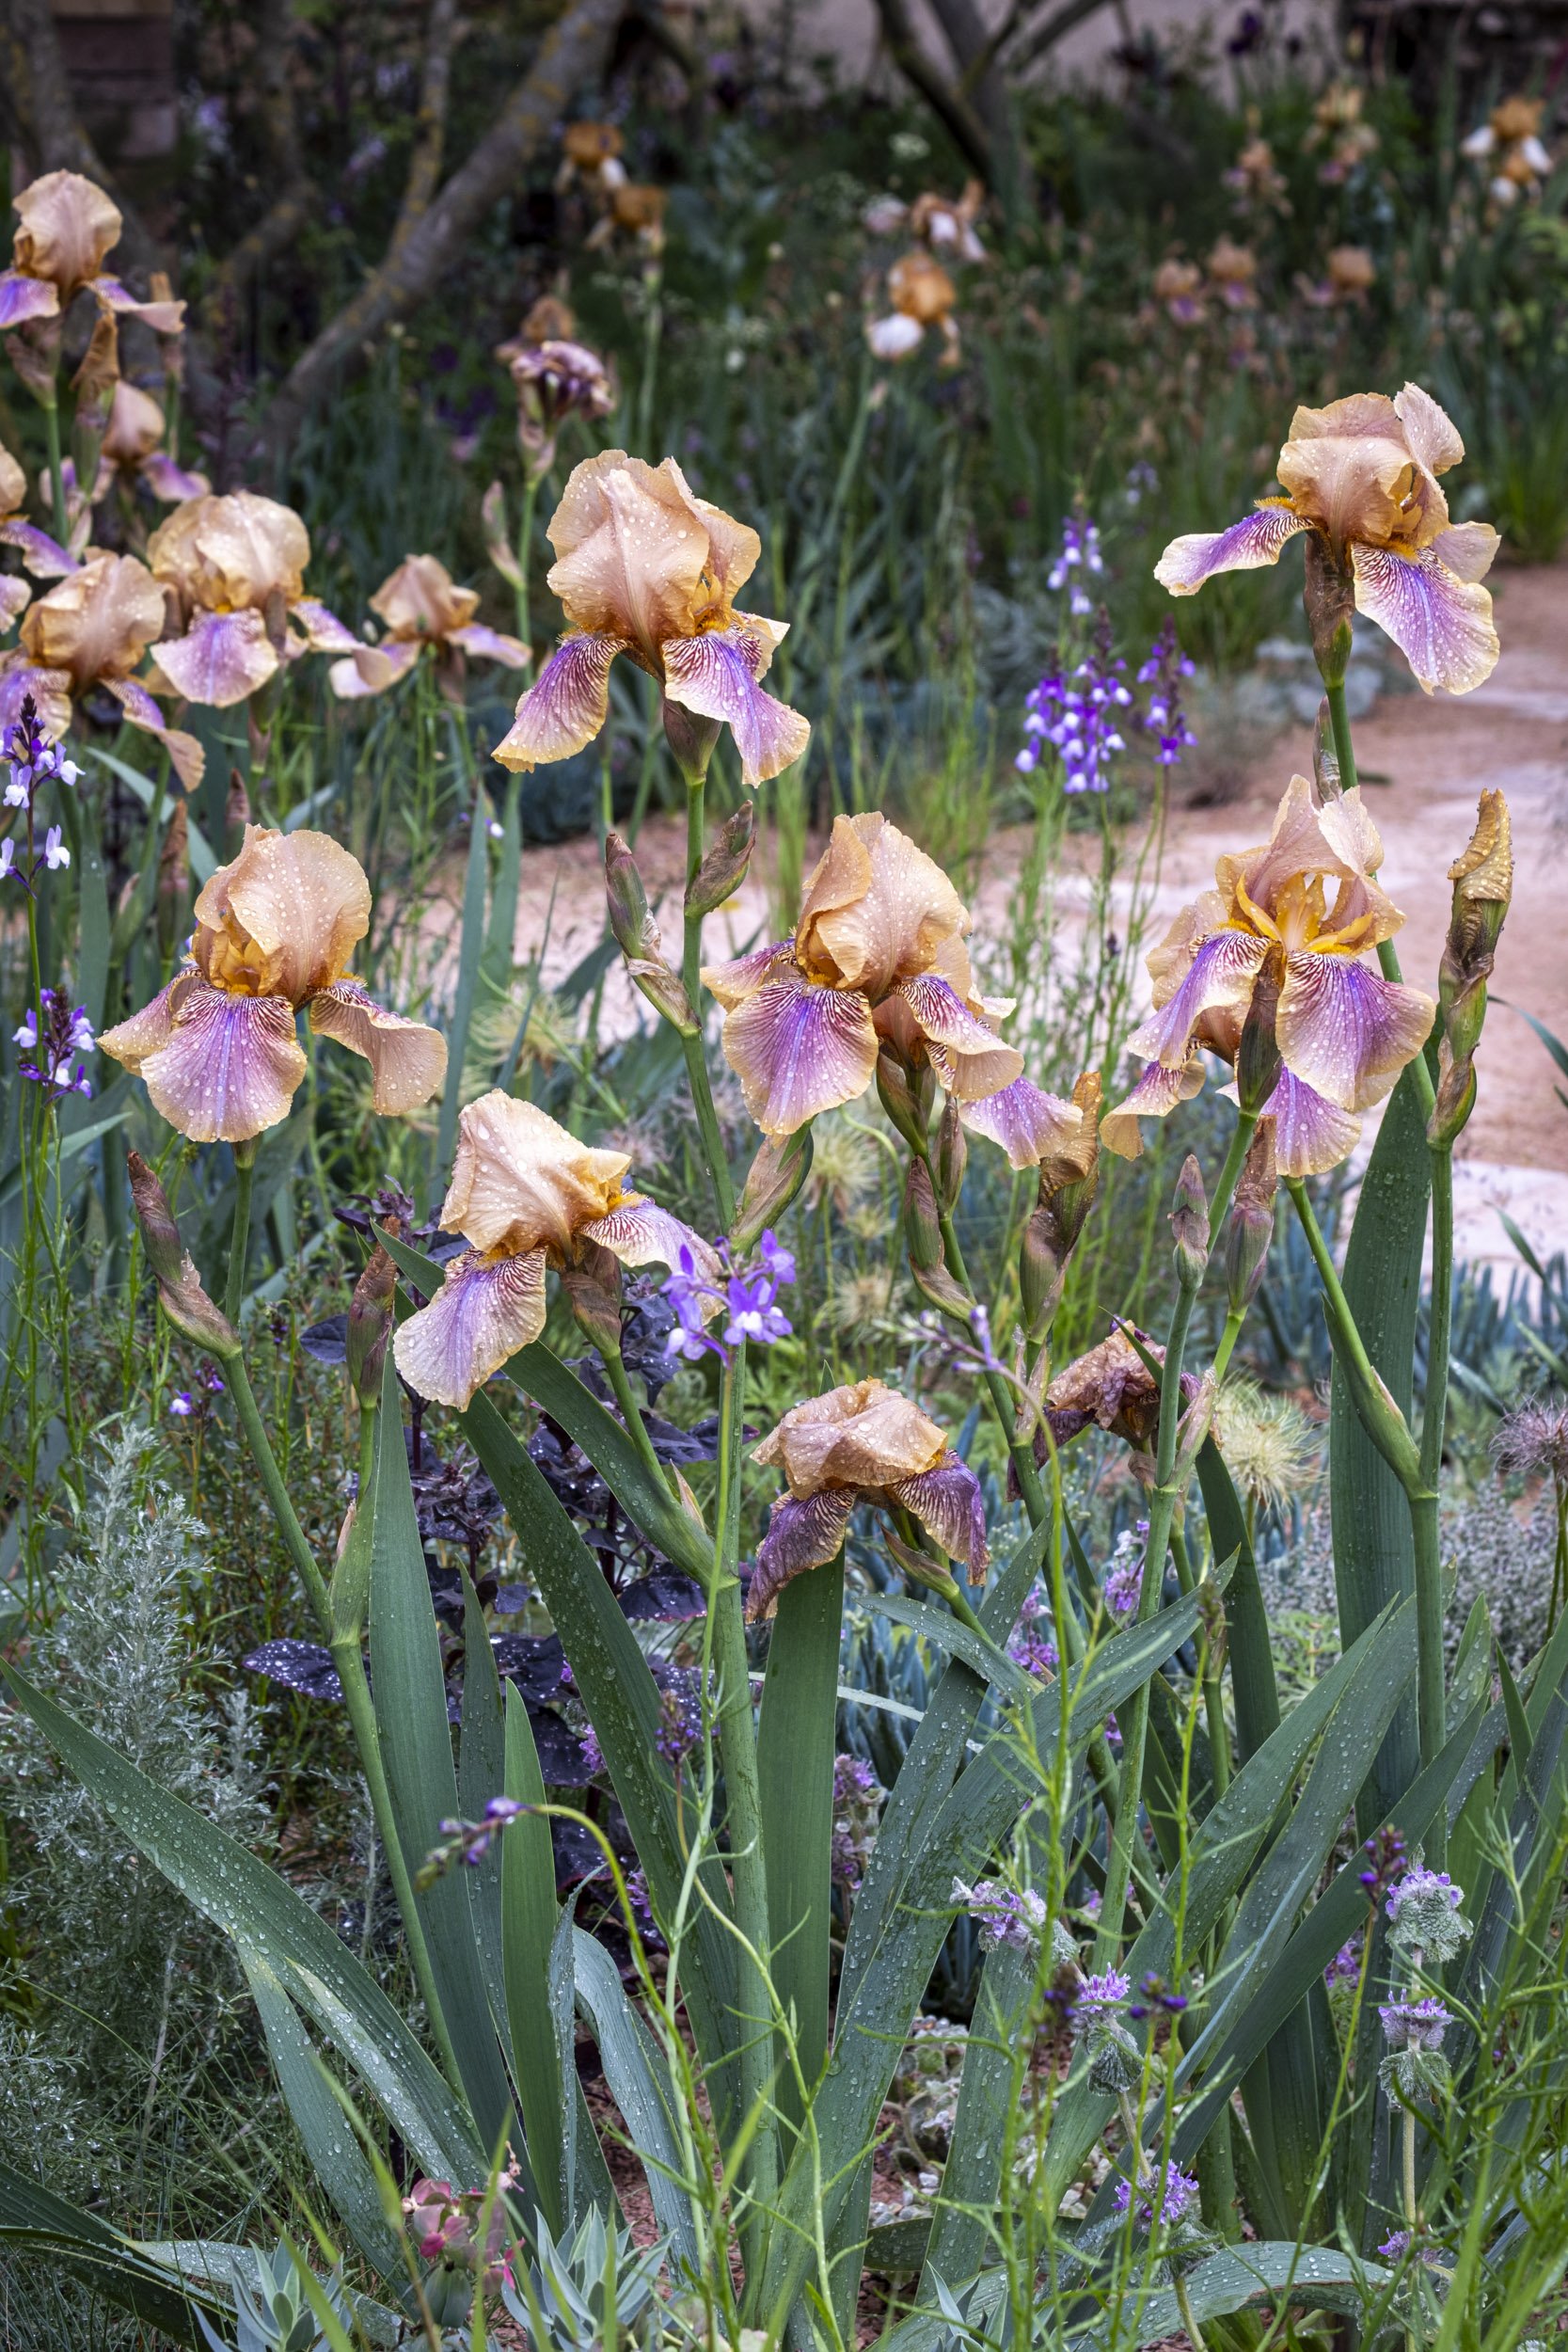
left=1101, top=1522, right=1148, bottom=1619
left=1324, top=1938, right=1362, bottom=1988
left=1379, top=1996, right=1451, bottom=2051
left=655, top=1670, right=708, bottom=1765
left=428, top=1795, right=527, bottom=1874
left=168, top=1391, right=195, bottom=1419
left=664, top=1230, right=794, bottom=1366
left=1386, top=1867, right=1462, bottom=1928
left=1137, top=621, right=1198, bottom=768
left=1009, top=1629, right=1059, bottom=1677
left=1016, top=640, right=1133, bottom=793
left=953, top=1875, right=1049, bottom=1956
left=1127, top=1971, right=1187, bottom=2022
left=1377, top=2230, right=1442, bottom=2266
left=626, top=1866, right=663, bottom=1948
left=1114, top=2162, right=1200, bottom=2231
left=14, top=992, right=94, bottom=1102
left=578, top=1726, right=604, bottom=1780
left=1046, top=512, right=1104, bottom=614
left=1076, top=1968, right=1131, bottom=2020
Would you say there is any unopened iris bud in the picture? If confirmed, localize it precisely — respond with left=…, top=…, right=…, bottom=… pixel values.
left=686, top=802, right=755, bottom=918
left=604, top=831, right=659, bottom=962
left=1430, top=789, right=1512, bottom=1151
left=732, top=1128, right=813, bottom=1254
left=127, top=1150, right=240, bottom=1358
left=1224, top=1120, right=1276, bottom=1313
left=1170, top=1153, right=1210, bottom=1288
left=660, top=696, right=722, bottom=786
left=156, top=798, right=187, bottom=961
left=1019, top=1205, right=1064, bottom=1342
left=560, top=1240, right=624, bottom=1357
left=903, top=1157, right=943, bottom=1272
left=934, top=1094, right=967, bottom=1213
left=1312, top=697, right=1341, bottom=798
left=1235, top=955, right=1283, bottom=1113
left=1302, top=532, right=1355, bottom=690
left=876, top=1049, right=927, bottom=1152
left=345, top=1245, right=397, bottom=1406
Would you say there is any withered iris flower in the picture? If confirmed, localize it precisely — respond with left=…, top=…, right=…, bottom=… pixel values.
left=705, top=811, right=1021, bottom=1137
left=492, top=453, right=809, bottom=789
left=1155, top=383, right=1499, bottom=694
left=749, top=1378, right=987, bottom=1619
left=1102, top=774, right=1434, bottom=1176
left=100, top=825, right=446, bottom=1143
left=393, top=1091, right=721, bottom=1410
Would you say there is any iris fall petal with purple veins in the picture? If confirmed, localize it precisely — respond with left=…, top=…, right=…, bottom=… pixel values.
left=393, top=1091, right=721, bottom=1411
left=147, top=490, right=356, bottom=711
left=492, top=452, right=808, bottom=787
left=1154, top=382, right=1499, bottom=693
left=100, top=825, right=446, bottom=1144
left=1102, top=771, right=1434, bottom=1176
left=748, top=1377, right=987, bottom=1618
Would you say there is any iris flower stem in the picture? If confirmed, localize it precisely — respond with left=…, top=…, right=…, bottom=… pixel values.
left=226, top=1138, right=257, bottom=1325
left=680, top=771, right=736, bottom=1230
left=43, top=400, right=68, bottom=549
left=514, top=472, right=539, bottom=649
left=1096, top=1109, right=1256, bottom=1970
left=602, top=1342, right=678, bottom=1498
left=229, top=1356, right=466, bottom=2094
left=1171, top=1522, right=1231, bottom=1801
left=710, top=1346, right=779, bottom=2289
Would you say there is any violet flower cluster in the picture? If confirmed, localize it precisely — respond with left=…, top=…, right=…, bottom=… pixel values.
left=655, top=1668, right=710, bottom=1765
left=1386, top=1866, right=1472, bottom=1961
left=1114, top=2160, right=1201, bottom=2231
left=952, top=1874, right=1049, bottom=1956
left=1008, top=1585, right=1059, bottom=1679
left=665, top=1228, right=795, bottom=1366
left=420, top=1795, right=529, bottom=1883
left=1101, top=1522, right=1148, bottom=1619
left=1015, top=637, right=1133, bottom=795
left=1137, top=621, right=1198, bottom=766
left=14, top=990, right=95, bottom=1101
left=831, top=1753, right=882, bottom=1893
left=2, top=704, right=80, bottom=888
left=1047, top=512, right=1105, bottom=613
left=1379, top=1996, right=1452, bottom=2051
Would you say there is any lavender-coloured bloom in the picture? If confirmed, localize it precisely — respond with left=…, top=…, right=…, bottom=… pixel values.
left=664, top=1230, right=795, bottom=1366
left=1386, top=1867, right=1462, bottom=1926
left=1076, top=1968, right=1131, bottom=2021
left=656, top=1669, right=708, bottom=1765
left=1379, top=1996, right=1451, bottom=2050
left=1113, top=2161, right=1200, bottom=2230
left=1101, top=1521, right=1148, bottom=1618
left=1009, top=1629, right=1058, bottom=1677
left=1377, top=2229, right=1442, bottom=2266
left=1047, top=513, right=1105, bottom=614
left=1137, top=620, right=1199, bottom=768
left=1324, top=1939, right=1362, bottom=1988
left=14, top=989, right=95, bottom=1101
left=169, top=1391, right=195, bottom=1418
left=1016, top=638, right=1135, bottom=795
left=626, top=1866, right=663, bottom=1948
left=953, top=1874, right=1049, bottom=1955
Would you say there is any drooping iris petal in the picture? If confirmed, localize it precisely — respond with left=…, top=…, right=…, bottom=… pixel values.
left=90, top=276, right=184, bottom=330
left=140, top=453, right=212, bottom=503
left=309, top=978, right=447, bottom=1113
left=660, top=624, right=810, bottom=787
left=152, top=608, right=280, bottom=707
left=1154, top=503, right=1308, bottom=595
left=700, top=939, right=792, bottom=1009
left=890, top=972, right=1023, bottom=1099
left=1101, top=1057, right=1208, bottom=1159
left=121, top=979, right=306, bottom=1142
left=1126, top=930, right=1271, bottom=1068
left=392, top=1247, right=548, bottom=1410
left=0, top=518, right=76, bottom=578
left=0, top=659, right=71, bottom=740
left=290, top=596, right=360, bottom=654
left=866, top=312, right=925, bottom=360
left=0, top=272, right=60, bottom=328
left=442, top=1090, right=630, bottom=1256
left=749, top=1488, right=856, bottom=1618
left=1349, top=541, right=1499, bottom=694
left=330, top=639, right=421, bottom=700
left=446, top=620, right=530, bottom=668
left=1256, top=1066, right=1360, bottom=1178
left=958, top=1074, right=1087, bottom=1170
left=99, top=677, right=205, bottom=793
left=1429, top=520, right=1499, bottom=584
left=98, top=968, right=198, bottom=1071
left=719, top=964, right=879, bottom=1136
left=1277, top=947, right=1434, bottom=1111
left=580, top=1195, right=723, bottom=1292
left=198, top=826, right=371, bottom=1006
left=753, top=1378, right=946, bottom=1498
left=886, top=1451, right=989, bottom=1580
left=492, top=630, right=625, bottom=771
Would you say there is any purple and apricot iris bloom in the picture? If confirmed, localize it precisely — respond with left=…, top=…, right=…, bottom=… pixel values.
left=705, top=810, right=1022, bottom=1136
left=1155, top=384, right=1499, bottom=695
left=1102, top=774, right=1434, bottom=1176
left=0, top=446, right=74, bottom=631
left=749, top=1378, right=987, bottom=1619
left=100, top=825, right=446, bottom=1144
left=492, top=452, right=809, bottom=789
left=393, top=1091, right=722, bottom=1411
left=0, top=171, right=185, bottom=333
left=329, top=554, right=529, bottom=701
left=148, top=491, right=357, bottom=709
left=8, top=550, right=202, bottom=787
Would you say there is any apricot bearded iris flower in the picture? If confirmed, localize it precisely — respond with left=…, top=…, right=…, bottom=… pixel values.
left=1102, top=774, right=1434, bottom=1176
left=149, top=491, right=357, bottom=709
left=0, top=446, right=74, bottom=629
left=100, top=826, right=446, bottom=1143
left=329, top=554, right=529, bottom=701
left=393, top=1091, right=721, bottom=1411
left=749, top=1379, right=988, bottom=1619
left=1154, top=383, right=1499, bottom=694
left=0, top=171, right=185, bottom=332
left=493, top=453, right=809, bottom=789
left=704, top=811, right=1022, bottom=1137
left=7, top=549, right=202, bottom=786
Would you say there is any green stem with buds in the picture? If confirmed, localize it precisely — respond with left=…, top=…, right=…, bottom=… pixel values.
left=1096, top=1109, right=1256, bottom=1968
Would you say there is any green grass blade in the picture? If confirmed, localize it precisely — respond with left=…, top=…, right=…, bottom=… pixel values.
left=459, top=1570, right=511, bottom=2071
left=367, top=1370, right=515, bottom=2151
left=437, top=751, right=492, bottom=1176
left=1079, top=2242, right=1394, bottom=2344
left=1328, top=1067, right=1429, bottom=1830
left=240, top=1951, right=405, bottom=2281
left=757, top=1556, right=845, bottom=2136
left=482, top=771, right=522, bottom=999
left=571, top=1927, right=703, bottom=2272
left=854, top=1587, right=1034, bottom=1703
left=1196, top=1436, right=1280, bottom=1760
left=0, top=1664, right=484, bottom=2185
left=502, top=1685, right=566, bottom=2236
left=0, top=2166, right=227, bottom=2344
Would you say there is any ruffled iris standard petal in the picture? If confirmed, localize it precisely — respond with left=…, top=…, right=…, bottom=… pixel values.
left=749, top=1488, right=855, bottom=1619
left=442, top=1090, right=630, bottom=1256
left=197, top=826, right=371, bottom=1006
left=886, top=1451, right=989, bottom=1581
left=122, top=979, right=306, bottom=1142
left=798, top=813, right=966, bottom=997
left=1277, top=947, right=1434, bottom=1111
left=492, top=631, right=625, bottom=771
left=309, top=978, right=447, bottom=1113
left=753, top=1378, right=946, bottom=1497
left=1349, top=540, right=1499, bottom=694
left=393, top=1247, right=548, bottom=1410
left=719, top=963, right=879, bottom=1136
left=1154, top=503, right=1308, bottom=595
left=660, top=624, right=810, bottom=787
